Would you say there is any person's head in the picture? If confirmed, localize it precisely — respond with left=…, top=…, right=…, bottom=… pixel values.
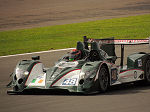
left=69, top=49, right=81, bottom=61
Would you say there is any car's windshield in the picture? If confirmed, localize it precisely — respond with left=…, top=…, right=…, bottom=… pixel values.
left=55, top=61, right=78, bottom=68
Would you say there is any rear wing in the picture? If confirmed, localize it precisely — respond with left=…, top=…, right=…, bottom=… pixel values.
left=83, top=36, right=150, bottom=45
left=83, top=36, right=150, bottom=67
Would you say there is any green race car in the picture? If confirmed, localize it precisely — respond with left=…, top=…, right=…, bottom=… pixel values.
left=7, top=36, right=150, bottom=94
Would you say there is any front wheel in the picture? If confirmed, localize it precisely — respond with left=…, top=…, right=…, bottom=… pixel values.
left=98, top=66, right=109, bottom=92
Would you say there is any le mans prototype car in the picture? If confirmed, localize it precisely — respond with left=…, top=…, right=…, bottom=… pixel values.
left=7, top=36, right=150, bottom=94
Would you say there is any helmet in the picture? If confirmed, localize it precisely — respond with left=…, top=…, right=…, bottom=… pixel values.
left=69, top=49, right=81, bottom=61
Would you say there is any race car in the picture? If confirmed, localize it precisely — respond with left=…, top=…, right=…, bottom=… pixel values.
left=7, top=36, right=150, bottom=94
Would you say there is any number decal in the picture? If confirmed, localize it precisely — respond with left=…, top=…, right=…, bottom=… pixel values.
left=62, top=78, right=77, bottom=85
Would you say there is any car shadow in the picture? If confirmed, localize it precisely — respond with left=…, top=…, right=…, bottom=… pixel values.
left=100, top=81, right=150, bottom=96
left=8, top=81, right=150, bottom=96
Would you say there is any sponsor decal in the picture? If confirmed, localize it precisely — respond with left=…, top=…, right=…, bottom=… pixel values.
left=119, top=69, right=144, bottom=80
left=87, top=38, right=148, bottom=44
left=111, top=68, right=118, bottom=83
left=31, top=75, right=44, bottom=84
left=51, top=69, right=80, bottom=87
left=114, top=39, right=148, bottom=43
left=31, top=79, right=36, bottom=83
left=38, top=79, right=43, bottom=83
left=138, top=59, right=142, bottom=67
left=62, top=78, right=77, bottom=85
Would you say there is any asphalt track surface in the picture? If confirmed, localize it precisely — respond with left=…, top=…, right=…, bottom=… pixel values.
left=0, top=0, right=150, bottom=112
left=0, top=45, right=150, bottom=112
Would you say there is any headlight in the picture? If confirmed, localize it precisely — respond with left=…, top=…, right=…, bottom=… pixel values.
left=80, top=72, right=85, bottom=79
left=15, top=68, right=29, bottom=79
left=24, top=71, right=29, bottom=76
left=16, top=68, right=23, bottom=75
left=80, top=71, right=92, bottom=79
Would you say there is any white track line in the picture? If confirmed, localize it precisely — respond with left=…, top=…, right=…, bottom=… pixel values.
left=0, top=48, right=75, bottom=58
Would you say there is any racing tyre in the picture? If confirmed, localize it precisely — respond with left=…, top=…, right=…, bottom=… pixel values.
left=144, top=57, right=150, bottom=83
left=98, top=66, right=109, bottom=92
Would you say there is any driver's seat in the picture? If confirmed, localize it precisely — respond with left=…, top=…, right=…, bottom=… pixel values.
left=89, top=42, right=108, bottom=61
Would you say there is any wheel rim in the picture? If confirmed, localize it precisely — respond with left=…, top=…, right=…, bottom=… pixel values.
left=99, top=68, right=109, bottom=91
left=146, top=60, right=150, bottom=81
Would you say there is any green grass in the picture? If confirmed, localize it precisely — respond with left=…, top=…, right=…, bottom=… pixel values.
left=0, top=14, right=150, bottom=56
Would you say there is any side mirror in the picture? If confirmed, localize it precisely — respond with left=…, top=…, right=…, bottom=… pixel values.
left=107, top=56, right=117, bottom=63
left=32, top=56, right=40, bottom=60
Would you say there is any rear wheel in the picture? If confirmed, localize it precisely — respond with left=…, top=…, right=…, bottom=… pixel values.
left=98, top=66, right=109, bottom=92
left=144, top=57, right=150, bottom=83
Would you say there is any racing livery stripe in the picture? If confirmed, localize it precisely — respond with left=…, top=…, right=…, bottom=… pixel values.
left=120, top=74, right=135, bottom=78
left=25, top=62, right=41, bottom=86
left=51, top=69, right=80, bottom=87
left=120, top=69, right=144, bottom=74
